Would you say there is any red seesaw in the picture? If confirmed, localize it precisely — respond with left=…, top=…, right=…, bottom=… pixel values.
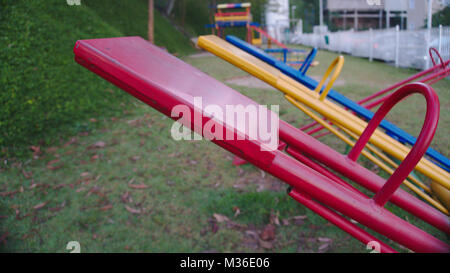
left=74, top=36, right=449, bottom=253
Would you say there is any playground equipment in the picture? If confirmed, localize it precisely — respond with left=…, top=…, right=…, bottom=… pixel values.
left=206, top=2, right=255, bottom=44
left=222, top=36, right=450, bottom=211
left=247, top=26, right=316, bottom=68
left=197, top=35, right=450, bottom=214
left=225, top=36, right=450, bottom=173
left=206, top=2, right=312, bottom=68
left=74, top=36, right=449, bottom=252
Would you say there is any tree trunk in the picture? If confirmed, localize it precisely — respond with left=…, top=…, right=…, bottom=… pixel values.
left=148, top=0, right=154, bottom=43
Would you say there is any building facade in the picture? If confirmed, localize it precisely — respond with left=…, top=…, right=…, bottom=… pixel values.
left=326, top=0, right=448, bottom=31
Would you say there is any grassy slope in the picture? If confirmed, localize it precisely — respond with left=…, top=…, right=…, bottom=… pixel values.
left=84, top=0, right=195, bottom=56
left=0, top=45, right=448, bottom=252
left=0, top=0, right=195, bottom=157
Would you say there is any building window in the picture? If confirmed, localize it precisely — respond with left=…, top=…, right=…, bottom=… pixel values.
left=409, top=0, right=415, bottom=9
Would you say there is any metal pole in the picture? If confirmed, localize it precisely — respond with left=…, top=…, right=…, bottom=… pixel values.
left=369, top=28, right=373, bottom=62
left=386, top=9, right=390, bottom=29
left=426, top=0, right=433, bottom=69
left=438, top=24, right=442, bottom=54
left=427, top=0, right=433, bottom=30
left=379, top=10, right=382, bottom=29
left=343, top=10, right=347, bottom=30
left=395, top=25, right=399, bottom=67
left=319, top=0, right=324, bottom=26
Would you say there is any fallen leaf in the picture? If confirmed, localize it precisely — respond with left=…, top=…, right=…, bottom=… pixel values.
left=0, top=190, right=17, bottom=197
left=270, top=210, right=280, bottom=226
left=318, top=243, right=331, bottom=253
left=30, top=146, right=41, bottom=157
left=87, top=141, right=106, bottom=150
left=129, top=156, right=140, bottom=163
left=22, top=169, right=32, bottom=179
left=124, top=205, right=141, bottom=214
left=33, top=201, right=49, bottom=210
left=47, top=159, right=59, bottom=166
left=292, top=215, right=307, bottom=225
left=46, top=147, right=58, bottom=153
left=46, top=159, right=62, bottom=170
left=63, top=137, right=78, bottom=147
left=213, top=213, right=229, bottom=223
left=14, top=209, right=21, bottom=219
left=189, top=160, right=198, bottom=165
left=128, top=179, right=149, bottom=189
left=86, top=186, right=102, bottom=197
left=259, top=239, right=273, bottom=249
left=318, top=237, right=332, bottom=243
left=49, top=206, right=62, bottom=212
left=232, top=206, right=240, bottom=218
left=260, top=170, right=266, bottom=178
left=260, top=224, right=276, bottom=241
left=121, top=191, right=130, bottom=203
left=210, top=221, right=219, bottom=233
left=100, top=204, right=113, bottom=211
left=80, top=172, right=90, bottom=177
left=226, top=220, right=246, bottom=231
left=245, top=230, right=259, bottom=240
left=0, top=232, right=9, bottom=245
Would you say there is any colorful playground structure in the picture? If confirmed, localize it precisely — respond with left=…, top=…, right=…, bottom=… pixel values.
left=206, top=2, right=312, bottom=68
left=198, top=35, right=450, bottom=214
left=74, top=36, right=449, bottom=252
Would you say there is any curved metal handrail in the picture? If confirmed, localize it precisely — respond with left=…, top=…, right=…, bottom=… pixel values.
left=314, top=56, right=344, bottom=101
left=429, top=47, right=446, bottom=70
left=347, top=82, right=440, bottom=207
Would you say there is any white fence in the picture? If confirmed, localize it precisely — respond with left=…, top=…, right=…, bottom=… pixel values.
left=290, top=26, right=450, bottom=70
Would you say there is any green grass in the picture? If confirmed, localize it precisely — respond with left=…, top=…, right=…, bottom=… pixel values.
left=0, top=44, right=448, bottom=252
left=0, top=0, right=196, bottom=158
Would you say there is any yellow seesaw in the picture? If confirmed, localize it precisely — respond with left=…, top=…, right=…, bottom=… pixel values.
left=197, top=35, right=450, bottom=196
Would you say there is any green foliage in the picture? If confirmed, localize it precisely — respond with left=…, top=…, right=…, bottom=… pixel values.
left=431, top=6, right=450, bottom=27
left=290, top=0, right=320, bottom=33
left=0, top=0, right=195, bottom=157
left=84, top=0, right=195, bottom=55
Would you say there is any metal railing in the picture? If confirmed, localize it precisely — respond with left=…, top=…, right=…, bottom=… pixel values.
left=290, top=25, right=450, bottom=70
